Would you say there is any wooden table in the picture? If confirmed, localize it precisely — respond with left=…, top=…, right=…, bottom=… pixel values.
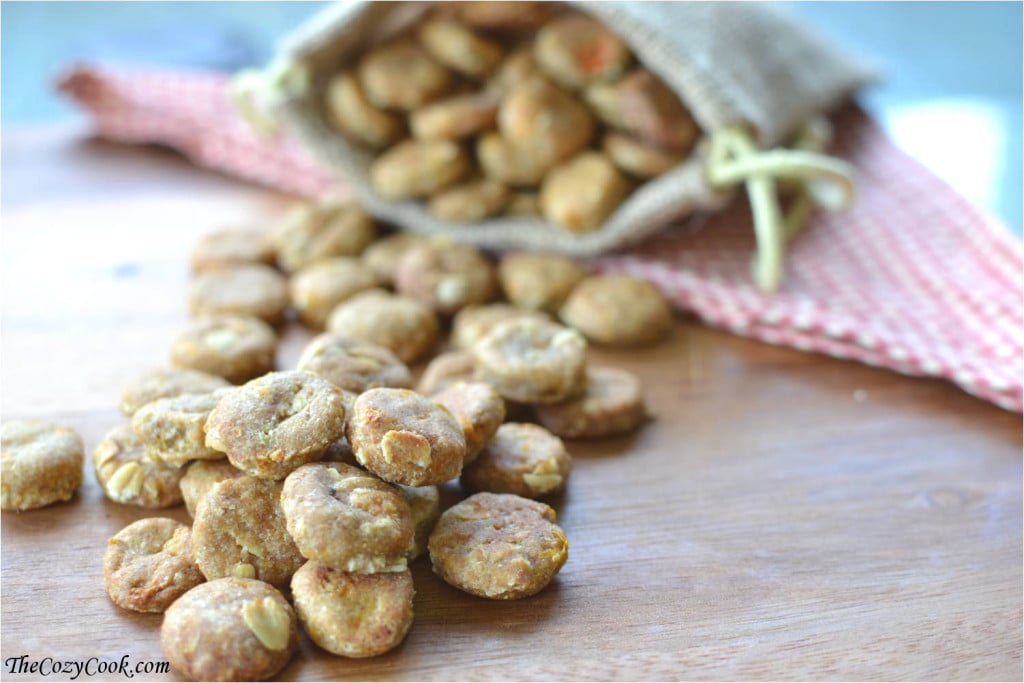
left=2, top=125, right=1021, bottom=681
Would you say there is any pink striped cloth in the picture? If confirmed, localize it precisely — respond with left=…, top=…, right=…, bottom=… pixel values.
left=58, top=64, right=1023, bottom=412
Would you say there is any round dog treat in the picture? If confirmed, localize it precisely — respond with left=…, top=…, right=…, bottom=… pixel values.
left=419, top=17, right=504, bottom=79
left=429, top=177, right=512, bottom=223
left=104, top=517, right=204, bottom=613
left=291, top=562, right=414, bottom=658
left=120, top=368, right=230, bottom=416
left=411, top=91, right=499, bottom=141
left=461, top=422, right=570, bottom=498
left=275, top=200, right=377, bottom=274
left=281, top=462, right=413, bottom=572
left=371, top=139, right=470, bottom=200
left=188, top=264, right=288, bottom=325
left=535, top=366, right=648, bottom=438
left=585, top=69, right=699, bottom=152
left=504, top=191, right=542, bottom=217
left=93, top=424, right=184, bottom=508
left=298, top=334, right=412, bottom=393
left=399, top=485, right=441, bottom=561
left=347, top=388, right=466, bottom=486
left=451, top=303, right=550, bottom=350
left=180, top=459, right=244, bottom=517
left=161, top=578, right=299, bottom=682
left=362, top=233, right=428, bottom=286
left=472, top=318, right=587, bottom=404
left=603, top=131, right=685, bottom=179
left=416, top=350, right=477, bottom=395
left=540, top=151, right=632, bottom=233
left=534, top=14, right=632, bottom=90
left=477, top=132, right=553, bottom=187
left=205, top=371, right=347, bottom=480
left=290, top=257, right=380, bottom=329
left=394, top=240, right=497, bottom=316
left=499, top=252, right=588, bottom=314
left=131, top=390, right=229, bottom=467
left=325, top=71, right=404, bottom=149
left=359, top=39, right=453, bottom=111
left=559, top=274, right=673, bottom=347
left=1, top=419, right=83, bottom=511
left=454, top=1, right=554, bottom=30
left=170, top=315, right=277, bottom=384
left=190, top=229, right=276, bottom=273
left=326, top=290, right=440, bottom=364
left=433, top=381, right=505, bottom=464
left=193, top=476, right=305, bottom=586
left=498, top=78, right=594, bottom=166
left=428, top=492, right=568, bottom=599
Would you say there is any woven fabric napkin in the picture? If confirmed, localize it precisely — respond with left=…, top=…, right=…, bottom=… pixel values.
left=57, top=64, right=1024, bottom=412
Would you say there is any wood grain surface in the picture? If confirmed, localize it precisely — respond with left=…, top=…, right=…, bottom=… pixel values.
left=2, top=126, right=1021, bottom=681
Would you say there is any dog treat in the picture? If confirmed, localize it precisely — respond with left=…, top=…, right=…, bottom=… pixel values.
left=131, top=390, right=229, bottom=467
left=418, top=17, right=504, bottom=79
left=281, top=462, right=413, bottom=573
left=559, top=274, right=673, bottom=346
left=540, top=151, right=632, bottom=232
left=504, top=191, right=542, bottom=217
left=275, top=200, right=377, bottom=274
left=416, top=349, right=477, bottom=395
left=180, top=459, right=244, bottom=517
left=497, top=77, right=594, bottom=166
left=432, top=381, right=506, bottom=464
left=461, top=423, right=571, bottom=497
left=291, top=562, right=415, bottom=658
left=298, top=334, right=412, bottom=393
left=603, top=131, right=685, bottom=179
left=534, top=14, right=632, bottom=90
left=362, top=232, right=428, bottom=286
left=188, top=264, right=289, bottom=325
left=399, top=485, right=441, bottom=561
left=120, top=368, right=230, bottom=416
left=93, top=424, right=184, bottom=508
left=289, top=257, right=380, bottom=329
left=359, top=39, right=454, bottom=112
left=325, top=71, right=404, bottom=149
left=103, top=517, right=204, bottom=613
left=347, top=388, right=466, bottom=486
left=478, top=131, right=556, bottom=187
left=429, top=177, right=512, bottom=223
left=472, top=318, right=587, bottom=403
left=192, top=476, right=305, bottom=587
left=453, top=1, right=555, bottom=30
left=487, top=47, right=543, bottom=94
left=498, top=252, right=588, bottom=314
left=411, top=92, right=499, bottom=141
left=1, top=419, right=84, bottom=511
left=451, top=303, right=550, bottom=350
left=394, top=240, right=498, bottom=315
left=205, top=371, right=347, bottom=480
left=371, top=139, right=471, bottom=200
left=585, top=69, right=699, bottom=152
left=428, top=492, right=568, bottom=599
left=161, top=577, right=299, bottom=682
left=170, top=315, right=277, bottom=384
left=326, top=289, right=440, bottom=364
left=535, top=366, right=648, bottom=438
left=190, top=229, right=276, bottom=273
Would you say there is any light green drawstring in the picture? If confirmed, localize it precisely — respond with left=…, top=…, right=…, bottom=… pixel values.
left=231, top=59, right=310, bottom=137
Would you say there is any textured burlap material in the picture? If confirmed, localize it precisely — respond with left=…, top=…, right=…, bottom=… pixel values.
left=272, top=1, right=874, bottom=256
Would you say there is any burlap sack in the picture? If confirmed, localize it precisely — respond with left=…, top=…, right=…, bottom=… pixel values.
left=264, top=1, right=874, bottom=259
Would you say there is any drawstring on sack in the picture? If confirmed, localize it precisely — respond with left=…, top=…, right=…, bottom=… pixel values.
left=231, top=59, right=310, bottom=137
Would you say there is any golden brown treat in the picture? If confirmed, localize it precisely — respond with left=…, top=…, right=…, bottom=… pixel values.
left=584, top=69, right=699, bottom=152
left=540, top=151, right=632, bottom=233
left=461, top=423, right=571, bottom=498
left=603, top=131, right=685, bottom=179
left=120, top=368, right=230, bottom=416
left=559, top=274, right=673, bottom=347
left=291, top=562, right=414, bottom=658
left=453, top=1, right=554, bottom=30
left=180, top=459, right=244, bottom=518
left=325, top=71, right=404, bottom=149
left=362, top=232, right=428, bottom=286
left=169, top=315, right=277, bottom=384
left=418, top=17, right=504, bottom=79
left=281, top=462, right=413, bottom=573
left=429, top=177, right=512, bottom=223
left=289, top=257, right=380, bottom=329
left=131, top=390, right=229, bottom=467
left=504, top=191, right=542, bottom=217
left=498, top=78, right=594, bottom=166
left=394, top=240, right=497, bottom=316
left=498, top=252, right=588, bottom=314
left=416, top=350, right=477, bottom=396
left=433, top=381, right=505, bottom=464
left=192, top=476, right=305, bottom=587
left=297, top=333, right=412, bottom=393
left=428, top=492, right=568, bottom=599
left=93, top=424, right=184, bottom=508
left=347, top=388, right=466, bottom=486
left=103, top=517, right=204, bottom=613
left=326, top=289, right=440, bottom=364
left=534, top=14, right=633, bottom=90
left=535, top=366, right=648, bottom=438
left=358, top=39, right=454, bottom=112
left=188, top=264, right=289, bottom=325
left=371, top=139, right=471, bottom=200
left=450, top=303, right=550, bottom=350
left=1, top=419, right=83, bottom=511
left=275, top=200, right=377, bottom=274
left=472, top=318, right=587, bottom=404
left=411, top=91, right=499, bottom=141
left=476, top=131, right=553, bottom=187
left=399, top=485, right=441, bottom=562
left=161, top=578, right=299, bottom=682
left=190, top=229, right=276, bottom=273
left=487, top=47, right=543, bottom=94
left=205, top=371, right=347, bottom=480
